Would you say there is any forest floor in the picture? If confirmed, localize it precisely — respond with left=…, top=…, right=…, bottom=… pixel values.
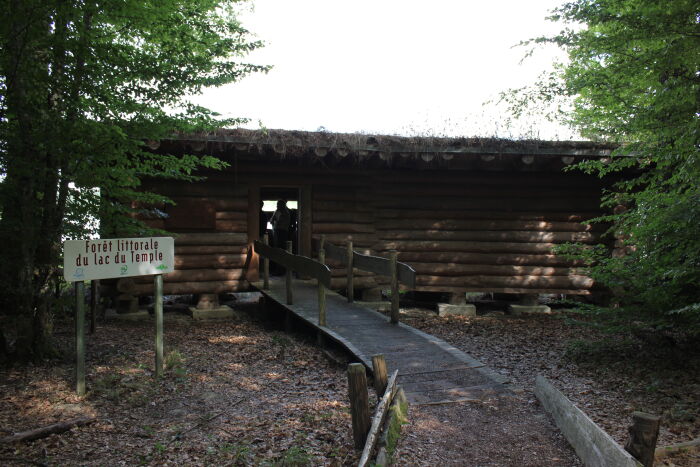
left=1, top=295, right=698, bottom=466
left=393, top=303, right=700, bottom=467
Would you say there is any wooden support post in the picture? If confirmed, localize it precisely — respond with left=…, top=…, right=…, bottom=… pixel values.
left=347, top=363, right=371, bottom=450
left=625, top=412, right=661, bottom=467
left=372, top=354, right=388, bottom=396
left=154, top=274, right=164, bottom=378
left=89, top=279, right=99, bottom=334
left=319, top=234, right=326, bottom=258
left=75, top=282, right=86, bottom=396
left=318, top=248, right=327, bottom=326
left=263, top=233, right=270, bottom=290
left=285, top=240, right=293, bottom=305
left=347, top=240, right=354, bottom=303
left=389, top=250, right=400, bottom=324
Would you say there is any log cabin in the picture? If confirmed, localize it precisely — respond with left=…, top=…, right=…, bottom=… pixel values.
left=127, top=128, right=616, bottom=304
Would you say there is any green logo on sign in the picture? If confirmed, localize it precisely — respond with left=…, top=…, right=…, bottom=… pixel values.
left=156, top=264, right=167, bottom=271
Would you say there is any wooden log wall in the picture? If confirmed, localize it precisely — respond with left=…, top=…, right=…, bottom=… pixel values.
left=135, top=181, right=250, bottom=295
left=370, top=171, right=606, bottom=295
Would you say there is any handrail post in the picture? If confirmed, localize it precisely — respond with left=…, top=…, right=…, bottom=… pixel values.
left=285, top=240, right=293, bottom=305
left=319, top=234, right=325, bottom=259
left=318, top=248, right=326, bottom=326
left=347, top=240, right=354, bottom=303
left=389, top=250, right=399, bottom=324
left=263, top=233, right=270, bottom=290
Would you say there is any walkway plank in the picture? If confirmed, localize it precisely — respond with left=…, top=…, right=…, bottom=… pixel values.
left=252, top=277, right=512, bottom=404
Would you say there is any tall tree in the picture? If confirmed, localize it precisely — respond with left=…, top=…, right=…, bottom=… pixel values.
left=510, top=0, right=699, bottom=332
left=0, top=0, right=268, bottom=360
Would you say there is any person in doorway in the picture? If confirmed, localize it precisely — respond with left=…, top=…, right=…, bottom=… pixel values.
left=271, top=199, right=291, bottom=274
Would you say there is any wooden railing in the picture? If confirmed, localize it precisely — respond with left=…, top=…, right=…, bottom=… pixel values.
left=314, top=236, right=416, bottom=324
left=254, top=235, right=332, bottom=325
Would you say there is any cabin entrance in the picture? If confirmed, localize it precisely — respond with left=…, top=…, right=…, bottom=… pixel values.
left=260, top=187, right=300, bottom=257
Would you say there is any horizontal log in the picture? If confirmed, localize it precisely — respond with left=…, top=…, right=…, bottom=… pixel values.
left=313, top=201, right=375, bottom=212
left=133, top=280, right=247, bottom=295
left=159, top=269, right=245, bottom=283
left=376, top=219, right=597, bottom=232
left=313, top=223, right=376, bottom=234
left=375, top=240, right=560, bottom=254
left=216, top=211, right=248, bottom=220
left=0, top=417, right=97, bottom=444
left=175, top=232, right=248, bottom=245
left=313, top=211, right=375, bottom=224
left=330, top=268, right=374, bottom=277
left=415, top=274, right=594, bottom=289
left=374, top=185, right=601, bottom=199
left=311, top=190, right=373, bottom=202
left=373, top=197, right=602, bottom=211
left=319, top=233, right=377, bottom=246
left=378, top=230, right=599, bottom=243
left=376, top=209, right=603, bottom=222
left=396, top=251, right=584, bottom=267
left=175, top=245, right=248, bottom=255
left=174, top=254, right=247, bottom=269
left=215, top=220, right=248, bottom=232
left=408, top=263, right=585, bottom=277
left=170, top=197, right=248, bottom=212
left=330, top=276, right=377, bottom=290
left=378, top=172, right=604, bottom=188
left=414, top=285, right=592, bottom=295
left=142, top=181, right=248, bottom=198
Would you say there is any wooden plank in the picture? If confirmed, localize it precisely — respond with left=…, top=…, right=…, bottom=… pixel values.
left=535, top=376, right=642, bottom=467
left=324, top=241, right=348, bottom=265
left=133, top=280, right=246, bottom=295
left=353, top=251, right=392, bottom=276
left=175, top=232, right=248, bottom=245
left=396, top=251, right=583, bottom=267
left=358, top=370, right=399, bottom=467
left=377, top=209, right=603, bottom=222
left=415, top=274, right=594, bottom=289
left=373, top=197, right=602, bottom=211
left=407, top=263, right=585, bottom=277
left=300, top=186, right=312, bottom=257
left=254, top=240, right=331, bottom=288
left=175, top=245, right=248, bottom=255
left=379, top=230, right=599, bottom=244
left=376, top=219, right=598, bottom=232
left=313, top=211, right=374, bottom=223
left=313, top=223, right=375, bottom=234
left=215, top=211, right=248, bottom=220
left=215, top=220, right=248, bottom=232
left=375, top=240, right=562, bottom=254
left=414, top=285, right=592, bottom=295
left=174, top=253, right=246, bottom=269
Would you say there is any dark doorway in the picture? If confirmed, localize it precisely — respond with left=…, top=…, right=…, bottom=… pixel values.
left=260, top=187, right=300, bottom=256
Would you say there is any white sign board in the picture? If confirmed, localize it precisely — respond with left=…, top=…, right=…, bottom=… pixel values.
left=64, top=237, right=174, bottom=282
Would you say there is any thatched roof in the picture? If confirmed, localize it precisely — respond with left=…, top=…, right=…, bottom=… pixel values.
left=154, top=128, right=616, bottom=171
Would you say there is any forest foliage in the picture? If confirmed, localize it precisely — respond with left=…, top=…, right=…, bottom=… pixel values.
left=0, top=0, right=268, bottom=360
left=509, top=0, right=699, bottom=333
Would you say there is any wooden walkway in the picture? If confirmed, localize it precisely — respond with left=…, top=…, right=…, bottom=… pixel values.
left=253, top=277, right=513, bottom=405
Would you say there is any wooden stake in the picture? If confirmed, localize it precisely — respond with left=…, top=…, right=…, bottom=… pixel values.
left=371, top=354, right=388, bottom=396
left=347, top=363, right=370, bottom=450
left=625, top=412, right=661, bottom=467
left=89, top=280, right=99, bottom=334
left=75, top=282, right=85, bottom=396
left=347, top=240, right=354, bottom=303
left=318, top=248, right=327, bottom=326
left=154, top=274, right=164, bottom=378
left=285, top=240, right=293, bottom=305
left=389, top=250, right=399, bottom=324
left=263, top=233, right=270, bottom=290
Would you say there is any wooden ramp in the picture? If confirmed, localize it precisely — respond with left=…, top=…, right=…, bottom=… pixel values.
left=252, top=277, right=513, bottom=405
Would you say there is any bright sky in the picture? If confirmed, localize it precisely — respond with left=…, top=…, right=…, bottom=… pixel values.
left=195, top=0, right=576, bottom=140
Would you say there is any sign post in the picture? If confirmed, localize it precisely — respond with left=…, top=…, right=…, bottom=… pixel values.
left=64, top=237, right=174, bottom=393
left=154, top=274, right=164, bottom=378
left=75, top=281, right=86, bottom=395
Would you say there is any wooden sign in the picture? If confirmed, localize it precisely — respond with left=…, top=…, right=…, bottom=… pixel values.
left=63, top=237, right=174, bottom=282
